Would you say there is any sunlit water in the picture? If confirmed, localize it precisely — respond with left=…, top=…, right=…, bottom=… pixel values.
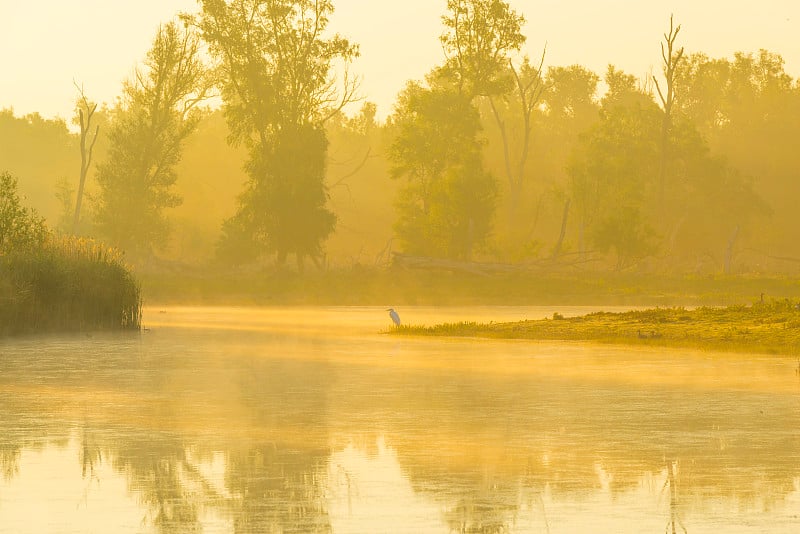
left=1, top=306, right=799, bottom=533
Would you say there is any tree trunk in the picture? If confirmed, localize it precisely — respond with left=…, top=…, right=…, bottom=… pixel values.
left=551, top=198, right=571, bottom=259
left=724, top=224, right=740, bottom=275
left=72, top=106, right=99, bottom=234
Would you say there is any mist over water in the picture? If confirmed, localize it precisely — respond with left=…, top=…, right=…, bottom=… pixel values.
left=1, top=306, right=798, bottom=533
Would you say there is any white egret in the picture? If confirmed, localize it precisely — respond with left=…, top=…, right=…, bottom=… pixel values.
left=387, top=308, right=401, bottom=326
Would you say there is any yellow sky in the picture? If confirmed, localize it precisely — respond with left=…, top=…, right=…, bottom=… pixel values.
left=1, top=0, right=798, bottom=122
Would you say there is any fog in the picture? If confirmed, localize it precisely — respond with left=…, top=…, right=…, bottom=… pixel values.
left=0, top=2, right=798, bottom=295
left=1, top=307, right=799, bottom=532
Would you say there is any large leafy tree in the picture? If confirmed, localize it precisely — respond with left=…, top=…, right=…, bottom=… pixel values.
left=389, top=83, right=496, bottom=260
left=439, top=0, right=526, bottom=98
left=568, top=67, right=661, bottom=268
left=675, top=50, right=800, bottom=260
left=94, top=21, right=209, bottom=257
left=194, top=0, right=359, bottom=268
left=440, top=0, right=540, bottom=227
left=569, top=66, right=764, bottom=271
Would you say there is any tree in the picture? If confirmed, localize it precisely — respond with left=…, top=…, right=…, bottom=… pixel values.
left=652, top=15, right=684, bottom=214
left=567, top=67, right=661, bottom=268
left=94, top=21, right=209, bottom=257
left=389, top=84, right=496, bottom=260
left=0, top=172, right=48, bottom=253
left=0, top=110, right=76, bottom=221
left=193, top=0, right=359, bottom=268
left=674, top=50, right=796, bottom=264
left=72, top=84, right=100, bottom=234
left=569, top=66, right=765, bottom=271
left=540, top=65, right=600, bottom=257
left=439, top=0, right=526, bottom=98
left=440, top=0, right=541, bottom=225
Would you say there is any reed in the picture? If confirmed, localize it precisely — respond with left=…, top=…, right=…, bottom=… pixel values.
left=0, top=235, right=141, bottom=336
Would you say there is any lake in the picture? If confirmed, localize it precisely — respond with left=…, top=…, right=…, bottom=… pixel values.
left=1, top=306, right=798, bottom=533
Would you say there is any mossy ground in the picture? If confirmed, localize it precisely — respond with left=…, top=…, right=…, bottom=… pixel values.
left=393, top=299, right=800, bottom=356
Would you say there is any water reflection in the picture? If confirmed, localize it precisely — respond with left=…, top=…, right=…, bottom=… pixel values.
left=0, top=306, right=799, bottom=532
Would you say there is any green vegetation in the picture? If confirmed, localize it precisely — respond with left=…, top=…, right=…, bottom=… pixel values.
left=0, top=173, right=141, bottom=336
left=94, top=21, right=209, bottom=257
left=393, top=299, right=800, bottom=356
left=3, top=3, right=800, bottom=286
left=389, top=84, right=496, bottom=260
left=0, top=236, right=142, bottom=336
left=136, top=265, right=800, bottom=307
left=194, top=0, right=359, bottom=269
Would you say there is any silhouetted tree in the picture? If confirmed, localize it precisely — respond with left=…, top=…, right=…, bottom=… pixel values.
left=568, top=66, right=660, bottom=268
left=389, top=84, right=496, bottom=260
left=194, top=0, right=359, bottom=268
left=0, top=171, right=48, bottom=253
left=440, top=0, right=542, bottom=227
left=440, top=0, right=526, bottom=98
left=653, top=15, right=684, bottom=216
left=72, top=84, right=100, bottom=234
left=94, top=21, right=209, bottom=257
left=0, top=111, right=76, bottom=220
left=676, top=50, right=799, bottom=263
left=569, top=66, right=765, bottom=271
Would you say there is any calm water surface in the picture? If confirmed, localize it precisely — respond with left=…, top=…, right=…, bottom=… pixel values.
left=0, top=306, right=799, bottom=533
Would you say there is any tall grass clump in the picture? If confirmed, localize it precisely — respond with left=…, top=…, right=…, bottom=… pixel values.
left=0, top=171, right=141, bottom=336
left=0, top=235, right=142, bottom=336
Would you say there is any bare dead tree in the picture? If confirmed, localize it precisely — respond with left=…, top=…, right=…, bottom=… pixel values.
left=72, top=82, right=100, bottom=234
left=487, top=48, right=547, bottom=221
left=653, top=15, right=685, bottom=212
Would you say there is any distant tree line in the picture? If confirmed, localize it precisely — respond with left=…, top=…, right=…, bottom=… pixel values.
left=2, top=0, right=800, bottom=274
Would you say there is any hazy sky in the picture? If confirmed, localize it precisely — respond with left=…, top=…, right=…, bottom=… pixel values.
left=1, top=0, right=798, bottom=122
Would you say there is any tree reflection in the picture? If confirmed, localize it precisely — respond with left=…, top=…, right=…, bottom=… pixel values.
left=111, top=435, right=202, bottom=533
left=225, top=446, right=331, bottom=533
left=441, top=481, right=520, bottom=533
left=1, top=329, right=800, bottom=532
left=0, top=445, right=20, bottom=482
left=663, top=460, right=688, bottom=534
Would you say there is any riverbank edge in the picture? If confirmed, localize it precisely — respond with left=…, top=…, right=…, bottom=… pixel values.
left=0, top=240, right=142, bottom=337
left=139, top=269, right=800, bottom=307
left=391, top=300, right=800, bottom=356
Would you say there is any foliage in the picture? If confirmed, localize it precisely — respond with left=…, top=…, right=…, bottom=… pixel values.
left=389, top=85, right=496, bottom=259
left=6, top=9, right=800, bottom=274
left=0, top=234, right=141, bottom=336
left=94, top=21, right=209, bottom=257
left=195, top=0, right=359, bottom=266
left=567, top=67, right=661, bottom=267
left=72, top=86, right=101, bottom=233
left=674, top=50, right=800, bottom=257
left=0, top=111, right=76, bottom=221
left=230, top=124, right=335, bottom=267
left=568, top=65, right=765, bottom=270
left=589, top=206, right=657, bottom=270
left=394, top=299, right=800, bottom=356
left=0, top=171, right=49, bottom=253
left=439, top=0, right=526, bottom=97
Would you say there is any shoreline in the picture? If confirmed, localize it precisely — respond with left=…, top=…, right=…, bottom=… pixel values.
left=391, top=300, right=800, bottom=356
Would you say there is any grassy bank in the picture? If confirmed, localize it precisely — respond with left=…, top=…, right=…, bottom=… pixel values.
left=139, top=266, right=800, bottom=307
left=0, top=236, right=141, bottom=336
left=393, top=299, right=800, bottom=355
